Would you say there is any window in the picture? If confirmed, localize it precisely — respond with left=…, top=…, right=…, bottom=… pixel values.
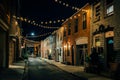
left=68, top=22, right=71, bottom=35
left=68, top=29, right=71, bottom=35
left=106, top=5, right=114, bottom=16
left=64, top=27, right=66, bottom=37
left=93, top=3, right=100, bottom=22
left=64, top=30, right=66, bottom=37
left=95, top=5, right=100, bottom=16
left=95, top=36, right=100, bottom=47
left=105, top=0, right=114, bottom=16
left=82, top=13, right=87, bottom=29
left=74, top=18, right=78, bottom=32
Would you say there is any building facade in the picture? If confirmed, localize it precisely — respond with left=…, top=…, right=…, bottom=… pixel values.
left=41, top=40, right=45, bottom=58
left=62, top=3, right=91, bottom=66
left=0, top=0, right=10, bottom=68
left=51, top=32, right=56, bottom=60
left=40, top=1, right=120, bottom=73
left=34, top=41, right=41, bottom=57
left=9, top=0, right=22, bottom=64
left=56, top=27, right=64, bottom=62
left=42, top=36, right=52, bottom=59
left=91, top=0, right=120, bottom=71
left=9, top=17, right=22, bottom=64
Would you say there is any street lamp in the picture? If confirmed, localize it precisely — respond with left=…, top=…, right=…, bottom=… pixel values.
left=26, top=32, right=35, bottom=38
left=31, top=32, right=35, bottom=36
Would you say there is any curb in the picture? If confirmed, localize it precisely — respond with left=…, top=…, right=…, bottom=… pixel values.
left=22, top=60, right=29, bottom=80
left=43, top=59, right=112, bottom=80
left=44, top=60, right=88, bottom=80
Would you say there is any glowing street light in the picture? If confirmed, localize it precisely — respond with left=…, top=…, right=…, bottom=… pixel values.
left=31, top=32, right=35, bottom=36
left=26, top=32, right=35, bottom=38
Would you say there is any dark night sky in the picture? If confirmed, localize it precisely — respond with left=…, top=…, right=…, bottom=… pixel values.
left=20, top=0, right=88, bottom=41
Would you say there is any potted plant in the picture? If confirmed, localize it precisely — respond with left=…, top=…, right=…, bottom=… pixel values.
left=84, top=55, right=91, bottom=72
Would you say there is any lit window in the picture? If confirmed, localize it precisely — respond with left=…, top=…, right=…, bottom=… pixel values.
left=107, top=5, right=114, bottom=15
left=95, top=36, right=100, bottom=47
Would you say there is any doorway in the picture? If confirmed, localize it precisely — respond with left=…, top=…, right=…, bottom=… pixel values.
left=0, top=27, right=7, bottom=68
left=106, top=37, right=114, bottom=68
left=71, top=45, right=74, bottom=65
left=76, top=44, right=87, bottom=66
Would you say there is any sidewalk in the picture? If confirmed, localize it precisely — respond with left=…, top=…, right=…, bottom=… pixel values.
left=0, top=61, right=25, bottom=80
left=42, top=58, right=112, bottom=80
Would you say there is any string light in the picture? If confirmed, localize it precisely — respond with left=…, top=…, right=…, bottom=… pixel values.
left=62, top=19, right=64, bottom=21
left=17, top=17, right=20, bottom=19
left=49, top=21, right=52, bottom=23
left=66, top=4, right=69, bottom=7
left=54, top=0, right=80, bottom=11
left=24, top=18, right=27, bottom=22
left=13, top=13, right=82, bottom=39
left=41, top=22, right=43, bottom=24
left=13, top=16, right=59, bottom=29
left=74, top=16, right=77, bottom=19
left=26, top=31, right=52, bottom=38
left=70, top=17, right=72, bottom=19
left=40, top=19, right=65, bottom=24
left=20, top=17, right=23, bottom=21
left=57, top=20, right=60, bottom=22
left=13, top=14, right=81, bottom=29
left=45, top=22, right=48, bottom=24
left=13, top=15, right=80, bottom=25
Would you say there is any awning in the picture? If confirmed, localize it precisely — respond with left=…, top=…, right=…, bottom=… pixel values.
left=75, top=37, right=88, bottom=45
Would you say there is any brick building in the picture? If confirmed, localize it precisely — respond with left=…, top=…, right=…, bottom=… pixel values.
left=62, top=3, right=91, bottom=66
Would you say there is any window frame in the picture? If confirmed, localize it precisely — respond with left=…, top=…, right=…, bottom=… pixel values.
left=64, top=27, right=66, bottom=37
left=93, top=2, right=101, bottom=22
left=105, top=0, right=114, bottom=17
left=82, top=12, right=87, bottom=30
left=74, top=18, right=78, bottom=33
left=106, top=5, right=114, bottom=16
left=68, top=22, right=71, bottom=35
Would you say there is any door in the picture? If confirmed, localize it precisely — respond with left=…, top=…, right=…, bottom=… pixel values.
left=76, top=45, right=87, bottom=66
left=71, top=45, right=74, bottom=65
left=106, top=37, right=114, bottom=68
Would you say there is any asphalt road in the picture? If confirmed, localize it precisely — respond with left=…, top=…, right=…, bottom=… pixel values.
left=23, top=57, right=87, bottom=80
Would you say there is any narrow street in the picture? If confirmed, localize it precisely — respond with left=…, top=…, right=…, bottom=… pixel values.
left=23, top=57, right=87, bottom=80
left=1, top=0, right=120, bottom=80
